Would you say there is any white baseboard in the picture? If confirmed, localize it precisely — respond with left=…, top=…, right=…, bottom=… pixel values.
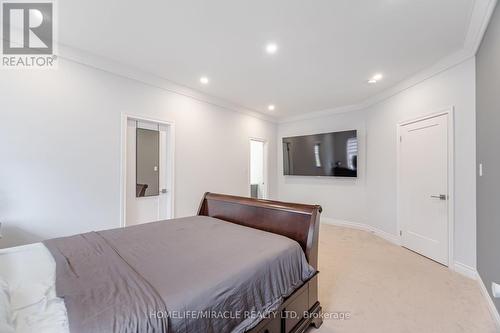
left=321, top=217, right=401, bottom=246
left=477, top=273, right=500, bottom=330
left=453, top=261, right=478, bottom=280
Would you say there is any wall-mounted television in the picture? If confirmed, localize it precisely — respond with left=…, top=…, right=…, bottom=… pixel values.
left=282, top=130, right=358, bottom=177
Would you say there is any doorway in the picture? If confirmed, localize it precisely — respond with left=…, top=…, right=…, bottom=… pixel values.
left=249, top=139, right=267, bottom=199
left=397, top=111, right=453, bottom=266
left=121, top=115, right=174, bottom=226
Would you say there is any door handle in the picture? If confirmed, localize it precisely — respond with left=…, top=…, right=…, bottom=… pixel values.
left=161, top=189, right=168, bottom=194
left=430, top=194, right=447, bottom=200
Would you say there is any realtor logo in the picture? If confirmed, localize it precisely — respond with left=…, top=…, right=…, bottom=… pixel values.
left=1, top=1, right=56, bottom=68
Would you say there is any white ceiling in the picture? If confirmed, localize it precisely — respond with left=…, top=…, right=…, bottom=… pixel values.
left=58, top=0, right=475, bottom=119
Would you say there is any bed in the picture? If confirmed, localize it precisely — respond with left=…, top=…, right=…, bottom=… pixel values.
left=0, top=193, right=323, bottom=333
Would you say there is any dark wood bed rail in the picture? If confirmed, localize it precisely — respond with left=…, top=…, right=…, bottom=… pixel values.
left=197, top=192, right=322, bottom=269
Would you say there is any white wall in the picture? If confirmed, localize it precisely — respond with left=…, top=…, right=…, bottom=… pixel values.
left=278, top=110, right=369, bottom=224
left=0, top=53, right=477, bottom=269
left=0, top=58, right=277, bottom=248
left=277, top=57, right=476, bottom=268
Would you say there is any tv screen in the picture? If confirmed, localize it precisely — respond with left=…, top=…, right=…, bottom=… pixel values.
left=283, top=130, right=358, bottom=177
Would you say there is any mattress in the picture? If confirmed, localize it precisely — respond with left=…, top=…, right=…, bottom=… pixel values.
left=97, top=216, right=315, bottom=332
left=1, top=216, right=314, bottom=333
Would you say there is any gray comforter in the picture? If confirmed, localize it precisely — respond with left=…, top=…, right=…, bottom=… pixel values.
left=44, top=216, right=315, bottom=333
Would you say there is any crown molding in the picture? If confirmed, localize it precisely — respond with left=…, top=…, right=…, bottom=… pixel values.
left=279, top=0, right=497, bottom=124
left=464, top=0, right=498, bottom=53
left=51, top=0, right=496, bottom=125
left=55, top=44, right=278, bottom=123
left=279, top=48, right=475, bottom=124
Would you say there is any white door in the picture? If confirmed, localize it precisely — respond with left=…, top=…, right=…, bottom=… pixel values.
left=250, top=139, right=266, bottom=199
left=126, top=119, right=172, bottom=226
left=399, top=113, right=449, bottom=265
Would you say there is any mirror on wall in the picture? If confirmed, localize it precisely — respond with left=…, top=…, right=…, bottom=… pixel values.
left=136, top=128, right=160, bottom=197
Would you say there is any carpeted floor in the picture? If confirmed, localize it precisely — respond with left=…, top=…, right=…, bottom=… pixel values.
left=308, top=225, right=498, bottom=333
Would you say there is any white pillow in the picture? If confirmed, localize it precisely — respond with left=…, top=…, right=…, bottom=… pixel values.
left=0, top=243, right=57, bottom=310
left=0, top=277, right=15, bottom=333
left=13, top=297, right=69, bottom=333
left=10, top=281, right=53, bottom=311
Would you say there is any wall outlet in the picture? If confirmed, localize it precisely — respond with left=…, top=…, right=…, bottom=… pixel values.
left=492, top=282, right=500, bottom=298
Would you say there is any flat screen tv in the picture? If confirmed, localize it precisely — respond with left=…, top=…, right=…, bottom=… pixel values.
left=283, top=130, right=358, bottom=177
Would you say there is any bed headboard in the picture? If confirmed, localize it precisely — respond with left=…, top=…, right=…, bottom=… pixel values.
left=197, top=192, right=322, bottom=269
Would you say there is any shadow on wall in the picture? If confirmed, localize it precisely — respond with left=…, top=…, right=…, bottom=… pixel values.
left=0, top=225, right=42, bottom=249
left=283, top=175, right=360, bottom=187
left=0, top=190, right=44, bottom=248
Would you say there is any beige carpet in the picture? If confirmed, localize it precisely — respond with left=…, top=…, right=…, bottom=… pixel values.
left=308, top=225, right=498, bottom=333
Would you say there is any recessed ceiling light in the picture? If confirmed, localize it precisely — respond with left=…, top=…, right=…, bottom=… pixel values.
left=268, top=104, right=276, bottom=111
left=368, top=73, right=383, bottom=84
left=265, top=43, right=278, bottom=54
left=200, top=76, right=209, bottom=84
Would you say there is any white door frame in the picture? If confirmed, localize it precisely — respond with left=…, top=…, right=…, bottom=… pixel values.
left=396, top=107, right=455, bottom=269
left=248, top=137, right=269, bottom=199
left=120, top=113, right=175, bottom=227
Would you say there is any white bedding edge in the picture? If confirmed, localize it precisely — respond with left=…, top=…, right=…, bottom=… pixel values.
left=0, top=243, right=69, bottom=333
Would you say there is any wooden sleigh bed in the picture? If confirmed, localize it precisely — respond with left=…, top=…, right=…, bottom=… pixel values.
left=4, top=193, right=323, bottom=333
left=198, top=193, right=323, bottom=333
